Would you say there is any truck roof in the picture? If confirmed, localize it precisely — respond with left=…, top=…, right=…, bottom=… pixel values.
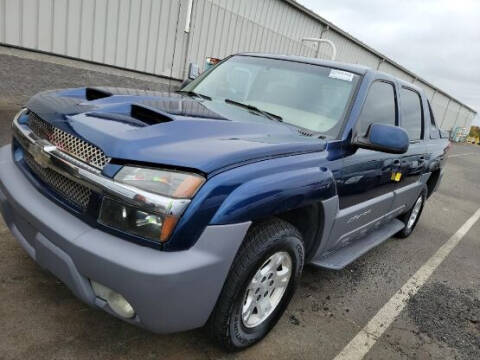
left=238, top=52, right=371, bottom=75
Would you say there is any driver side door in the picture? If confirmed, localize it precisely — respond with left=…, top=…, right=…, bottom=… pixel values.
left=330, top=80, right=401, bottom=250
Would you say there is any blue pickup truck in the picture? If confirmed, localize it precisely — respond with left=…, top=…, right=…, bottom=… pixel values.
left=0, top=54, right=449, bottom=350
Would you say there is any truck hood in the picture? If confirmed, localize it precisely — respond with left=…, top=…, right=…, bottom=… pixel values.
left=26, top=87, right=327, bottom=174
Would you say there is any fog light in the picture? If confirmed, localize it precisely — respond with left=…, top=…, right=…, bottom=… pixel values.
left=91, top=281, right=135, bottom=319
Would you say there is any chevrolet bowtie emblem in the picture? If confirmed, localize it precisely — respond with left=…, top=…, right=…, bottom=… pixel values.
left=31, top=144, right=56, bottom=169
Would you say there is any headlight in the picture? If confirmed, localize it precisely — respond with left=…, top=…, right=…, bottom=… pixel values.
left=99, top=197, right=166, bottom=242
left=114, top=166, right=205, bottom=198
left=98, top=167, right=205, bottom=243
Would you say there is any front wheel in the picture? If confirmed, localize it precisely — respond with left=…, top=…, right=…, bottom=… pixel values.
left=395, top=190, right=426, bottom=238
left=207, top=218, right=304, bottom=351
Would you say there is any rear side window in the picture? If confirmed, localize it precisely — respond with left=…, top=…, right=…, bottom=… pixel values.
left=400, top=88, right=423, bottom=140
left=358, top=81, right=396, bottom=135
left=427, top=100, right=440, bottom=139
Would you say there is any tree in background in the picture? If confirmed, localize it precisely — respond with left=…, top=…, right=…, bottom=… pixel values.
left=469, top=126, right=480, bottom=138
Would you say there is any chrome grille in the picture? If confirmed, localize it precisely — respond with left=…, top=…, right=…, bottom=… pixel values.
left=24, top=152, right=92, bottom=209
left=28, top=112, right=111, bottom=169
left=28, top=112, right=54, bottom=139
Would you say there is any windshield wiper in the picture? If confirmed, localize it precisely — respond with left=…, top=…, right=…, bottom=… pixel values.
left=177, top=90, right=212, bottom=101
left=224, top=98, right=283, bottom=122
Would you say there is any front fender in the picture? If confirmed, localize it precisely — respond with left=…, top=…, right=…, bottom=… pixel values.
left=211, top=166, right=335, bottom=224
left=165, top=151, right=337, bottom=251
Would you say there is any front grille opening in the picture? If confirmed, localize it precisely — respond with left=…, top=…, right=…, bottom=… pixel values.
left=24, top=152, right=91, bottom=210
left=28, top=112, right=111, bottom=169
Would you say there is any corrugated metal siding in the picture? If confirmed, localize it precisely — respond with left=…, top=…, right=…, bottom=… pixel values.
left=323, top=30, right=380, bottom=68
left=442, top=101, right=460, bottom=130
left=4, top=0, right=20, bottom=44
left=468, top=113, right=476, bottom=129
left=431, top=92, right=450, bottom=124
left=378, top=61, right=415, bottom=83
left=0, top=0, right=475, bottom=128
left=187, top=0, right=321, bottom=66
left=456, top=106, right=471, bottom=128
left=0, top=0, right=186, bottom=79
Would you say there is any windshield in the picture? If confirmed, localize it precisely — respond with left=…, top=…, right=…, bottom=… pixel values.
left=183, top=55, right=360, bottom=136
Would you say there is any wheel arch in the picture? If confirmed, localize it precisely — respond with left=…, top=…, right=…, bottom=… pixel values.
left=250, top=195, right=339, bottom=262
left=275, top=204, right=322, bottom=261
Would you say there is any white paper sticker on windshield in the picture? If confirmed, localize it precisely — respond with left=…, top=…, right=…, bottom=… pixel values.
left=329, top=69, right=354, bottom=82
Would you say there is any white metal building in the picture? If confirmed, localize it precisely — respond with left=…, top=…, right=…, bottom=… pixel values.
left=0, top=0, right=476, bottom=130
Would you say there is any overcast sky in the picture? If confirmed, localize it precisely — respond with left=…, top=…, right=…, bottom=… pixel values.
left=298, top=0, right=480, bottom=125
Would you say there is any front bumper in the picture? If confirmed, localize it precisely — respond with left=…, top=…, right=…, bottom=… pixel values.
left=0, top=145, right=250, bottom=333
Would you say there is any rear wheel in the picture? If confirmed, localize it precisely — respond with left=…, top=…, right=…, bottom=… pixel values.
left=207, top=218, right=304, bottom=351
left=395, top=190, right=426, bottom=238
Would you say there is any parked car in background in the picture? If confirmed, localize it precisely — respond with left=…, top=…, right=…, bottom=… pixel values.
left=0, top=53, right=449, bottom=350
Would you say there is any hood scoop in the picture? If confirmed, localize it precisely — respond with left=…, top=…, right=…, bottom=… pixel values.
left=86, top=104, right=174, bottom=127
left=86, top=87, right=113, bottom=101
left=130, top=104, right=173, bottom=125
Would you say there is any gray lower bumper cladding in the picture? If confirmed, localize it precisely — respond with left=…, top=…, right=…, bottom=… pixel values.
left=0, top=145, right=250, bottom=333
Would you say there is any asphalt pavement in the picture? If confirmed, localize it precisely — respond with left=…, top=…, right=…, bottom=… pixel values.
left=0, top=48, right=479, bottom=360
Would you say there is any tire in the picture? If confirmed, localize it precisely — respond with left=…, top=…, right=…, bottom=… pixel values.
left=395, top=190, right=426, bottom=238
left=207, top=218, right=304, bottom=351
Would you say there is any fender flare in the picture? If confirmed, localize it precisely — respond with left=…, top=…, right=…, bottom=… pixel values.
left=210, top=166, right=336, bottom=225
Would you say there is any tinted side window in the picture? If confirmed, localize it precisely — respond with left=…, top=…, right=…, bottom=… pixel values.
left=358, top=81, right=396, bottom=135
left=400, top=88, right=423, bottom=140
